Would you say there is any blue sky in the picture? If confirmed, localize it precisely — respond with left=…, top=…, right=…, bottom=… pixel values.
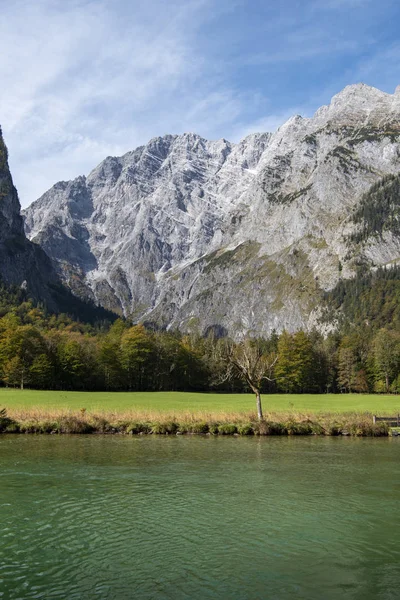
left=1, top=0, right=400, bottom=206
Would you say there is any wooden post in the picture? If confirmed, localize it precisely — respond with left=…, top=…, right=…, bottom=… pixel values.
left=373, top=415, right=376, bottom=424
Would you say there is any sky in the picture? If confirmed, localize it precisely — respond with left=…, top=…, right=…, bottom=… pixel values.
left=1, top=0, right=400, bottom=207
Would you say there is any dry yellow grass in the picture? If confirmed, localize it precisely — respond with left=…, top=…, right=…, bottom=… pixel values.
left=1, top=406, right=388, bottom=437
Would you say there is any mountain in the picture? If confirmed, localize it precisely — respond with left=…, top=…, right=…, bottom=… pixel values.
left=0, top=127, right=115, bottom=322
left=23, top=84, right=400, bottom=336
left=0, top=125, right=62, bottom=309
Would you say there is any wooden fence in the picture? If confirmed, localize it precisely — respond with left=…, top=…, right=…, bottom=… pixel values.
left=373, top=415, right=400, bottom=427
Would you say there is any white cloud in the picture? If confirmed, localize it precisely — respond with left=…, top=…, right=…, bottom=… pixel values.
left=1, top=0, right=236, bottom=205
left=1, top=0, right=399, bottom=207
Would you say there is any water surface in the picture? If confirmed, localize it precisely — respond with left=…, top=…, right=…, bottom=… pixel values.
left=0, top=436, right=399, bottom=599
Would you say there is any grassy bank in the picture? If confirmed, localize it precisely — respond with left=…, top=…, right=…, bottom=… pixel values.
left=1, top=389, right=400, bottom=414
left=1, top=390, right=399, bottom=436
left=0, top=407, right=394, bottom=436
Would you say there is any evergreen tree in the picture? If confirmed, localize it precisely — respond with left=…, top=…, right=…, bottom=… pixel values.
left=337, top=346, right=356, bottom=393
left=120, top=325, right=155, bottom=390
left=372, top=329, right=400, bottom=392
left=275, top=331, right=297, bottom=392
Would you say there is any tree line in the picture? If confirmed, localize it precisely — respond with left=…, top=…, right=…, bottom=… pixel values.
left=350, top=173, right=400, bottom=243
left=1, top=292, right=400, bottom=394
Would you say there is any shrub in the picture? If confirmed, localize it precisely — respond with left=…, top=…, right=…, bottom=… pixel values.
left=286, top=420, right=313, bottom=435
left=253, top=420, right=271, bottom=435
left=19, top=420, right=57, bottom=434
left=217, top=423, right=237, bottom=435
left=37, top=421, right=58, bottom=433
left=208, top=422, right=219, bottom=435
left=187, top=422, right=209, bottom=434
left=372, top=422, right=388, bottom=436
left=309, top=422, right=325, bottom=435
left=0, top=408, right=14, bottom=433
left=237, top=423, right=254, bottom=436
left=57, top=417, right=94, bottom=434
left=18, top=421, right=36, bottom=434
left=90, top=416, right=112, bottom=433
left=176, top=422, right=189, bottom=434
left=348, top=421, right=388, bottom=437
left=327, top=423, right=342, bottom=436
left=268, top=421, right=288, bottom=435
left=349, top=423, right=364, bottom=436
left=127, top=422, right=151, bottom=434
left=110, top=421, right=129, bottom=433
left=150, top=421, right=179, bottom=434
left=5, top=422, right=20, bottom=433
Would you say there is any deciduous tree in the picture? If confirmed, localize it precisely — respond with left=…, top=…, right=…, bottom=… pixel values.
left=217, top=337, right=277, bottom=420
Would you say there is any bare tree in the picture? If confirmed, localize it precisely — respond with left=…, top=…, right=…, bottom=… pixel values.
left=215, top=337, right=277, bottom=420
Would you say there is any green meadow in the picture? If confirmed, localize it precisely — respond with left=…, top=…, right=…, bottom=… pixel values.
left=1, top=389, right=400, bottom=415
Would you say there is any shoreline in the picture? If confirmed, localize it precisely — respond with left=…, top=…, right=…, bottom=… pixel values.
left=0, top=409, right=396, bottom=436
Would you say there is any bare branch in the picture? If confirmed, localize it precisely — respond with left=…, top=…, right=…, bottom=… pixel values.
left=211, top=335, right=279, bottom=420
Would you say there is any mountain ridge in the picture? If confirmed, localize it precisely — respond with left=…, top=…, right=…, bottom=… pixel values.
left=22, top=83, right=400, bottom=336
left=0, top=125, right=63, bottom=310
left=0, top=126, right=116, bottom=323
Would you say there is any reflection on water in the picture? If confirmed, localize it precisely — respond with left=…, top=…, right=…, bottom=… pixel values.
left=0, top=436, right=400, bottom=599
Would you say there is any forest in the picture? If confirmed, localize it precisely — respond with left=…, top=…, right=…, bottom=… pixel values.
left=1, top=267, right=400, bottom=395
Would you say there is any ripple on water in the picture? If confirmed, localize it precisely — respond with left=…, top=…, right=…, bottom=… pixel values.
left=0, top=436, right=400, bottom=599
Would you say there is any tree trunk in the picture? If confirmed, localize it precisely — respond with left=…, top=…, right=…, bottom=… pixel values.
left=255, top=390, right=263, bottom=421
left=385, top=372, right=389, bottom=393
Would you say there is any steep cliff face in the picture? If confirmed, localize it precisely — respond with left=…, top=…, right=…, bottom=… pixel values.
left=0, top=127, right=115, bottom=322
left=23, top=84, right=400, bottom=336
left=0, top=127, right=60, bottom=307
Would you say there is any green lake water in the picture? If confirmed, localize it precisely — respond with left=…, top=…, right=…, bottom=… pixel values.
left=0, top=436, right=400, bottom=599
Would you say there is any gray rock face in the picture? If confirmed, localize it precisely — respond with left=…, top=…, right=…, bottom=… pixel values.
left=23, top=84, right=400, bottom=336
left=0, top=127, right=60, bottom=307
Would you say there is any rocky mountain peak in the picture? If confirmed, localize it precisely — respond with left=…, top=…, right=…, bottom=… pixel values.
left=22, top=83, right=400, bottom=336
left=332, top=82, right=388, bottom=101
left=314, top=83, right=399, bottom=128
left=0, top=126, right=24, bottom=239
left=0, top=126, right=62, bottom=308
